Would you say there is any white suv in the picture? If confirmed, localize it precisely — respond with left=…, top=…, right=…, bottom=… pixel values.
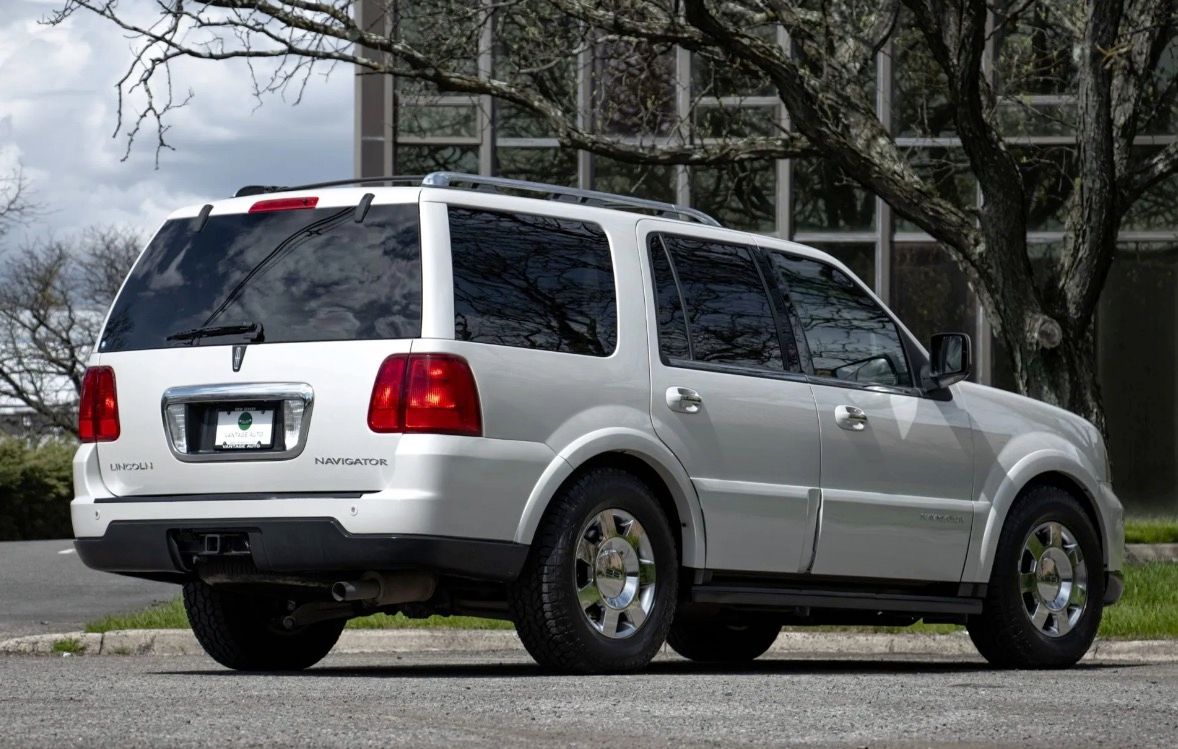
left=73, top=173, right=1124, bottom=673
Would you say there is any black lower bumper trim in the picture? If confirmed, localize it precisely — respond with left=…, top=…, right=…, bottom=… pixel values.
left=75, top=518, right=528, bottom=584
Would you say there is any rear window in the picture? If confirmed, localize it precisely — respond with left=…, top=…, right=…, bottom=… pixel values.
left=100, top=203, right=421, bottom=352
left=449, top=207, right=617, bottom=356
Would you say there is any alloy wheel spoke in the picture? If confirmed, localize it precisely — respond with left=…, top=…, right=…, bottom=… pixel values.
left=1046, top=522, right=1064, bottom=550
left=624, top=601, right=647, bottom=630
left=596, top=511, right=619, bottom=539
left=1030, top=604, right=1050, bottom=631
left=1069, top=582, right=1088, bottom=607
left=1024, top=532, right=1046, bottom=559
left=601, top=607, right=621, bottom=638
left=1054, top=610, right=1073, bottom=636
left=638, top=559, right=657, bottom=587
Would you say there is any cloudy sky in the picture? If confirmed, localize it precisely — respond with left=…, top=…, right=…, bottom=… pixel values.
left=0, top=0, right=351, bottom=245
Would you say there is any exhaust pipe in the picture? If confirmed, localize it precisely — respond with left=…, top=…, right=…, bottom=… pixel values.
left=331, top=571, right=436, bottom=606
left=331, top=579, right=381, bottom=602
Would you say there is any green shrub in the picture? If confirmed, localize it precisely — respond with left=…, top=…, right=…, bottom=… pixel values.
left=0, top=438, right=76, bottom=540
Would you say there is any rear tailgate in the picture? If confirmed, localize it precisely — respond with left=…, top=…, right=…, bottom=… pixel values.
left=91, top=192, right=422, bottom=496
left=96, top=340, right=409, bottom=496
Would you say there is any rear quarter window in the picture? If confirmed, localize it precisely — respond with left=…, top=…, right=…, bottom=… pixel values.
left=448, top=207, right=617, bottom=356
left=101, top=203, right=421, bottom=352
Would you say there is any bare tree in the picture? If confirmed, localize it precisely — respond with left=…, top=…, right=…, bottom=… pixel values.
left=46, top=0, right=1178, bottom=430
left=0, top=167, right=35, bottom=240
left=0, top=228, right=142, bottom=435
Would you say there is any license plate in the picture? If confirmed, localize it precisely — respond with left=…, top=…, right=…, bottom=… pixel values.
left=214, top=407, right=274, bottom=449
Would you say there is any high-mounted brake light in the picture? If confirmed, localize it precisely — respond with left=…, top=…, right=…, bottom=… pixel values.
left=79, top=366, right=120, bottom=442
left=367, top=354, right=481, bottom=436
left=248, top=196, right=319, bottom=213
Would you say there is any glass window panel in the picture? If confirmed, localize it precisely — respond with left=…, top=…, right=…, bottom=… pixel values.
left=895, top=148, right=977, bottom=232
left=690, top=161, right=776, bottom=232
left=892, top=8, right=954, bottom=137
left=593, top=159, right=675, bottom=204
left=493, top=4, right=577, bottom=137
left=1140, top=36, right=1178, bottom=135
left=994, top=99, right=1077, bottom=137
left=792, top=158, right=875, bottom=232
left=1099, top=242, right=1178, bottom=513
left=399, top=104, right=479, bottom=139
left=994, top=1, right=1077, bottom=96
left=1123, top=147, right=1178, bottom=231
left=691, top=26, right=776, bottom=98
left=770, top=253, right=911, bottom=387
left=889, top=243, right=978, bottom=363
left=647, top=236, right=691, bottom=361
left=395, top=144, right=479, bottom=174
left=693, top=105, right=780, bottom=139
left=1014, top=145, right=1076, bottom=231
left=449, top=208, right=617, bottom=356
left=495, top=147, right=577, bottom=187
left=805, top=242, right=876, bottom=292
left=593, top=40, right=677, bottom=136
left=661, top=234, right=787, bottom=371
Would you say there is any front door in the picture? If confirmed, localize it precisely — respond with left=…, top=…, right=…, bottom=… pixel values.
left=764, top=248, right=975, bottom=582
left=639, top=223, right=821, bottom=574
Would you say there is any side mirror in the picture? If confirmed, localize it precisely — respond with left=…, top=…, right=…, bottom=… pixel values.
left=928, top=332, right=971, bottom=390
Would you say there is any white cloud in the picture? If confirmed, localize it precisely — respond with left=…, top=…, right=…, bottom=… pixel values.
left=0, top=1, right=352, bottom=246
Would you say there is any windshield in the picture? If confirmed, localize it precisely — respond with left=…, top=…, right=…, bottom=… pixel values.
left=100, top=203, right=421, bottom=352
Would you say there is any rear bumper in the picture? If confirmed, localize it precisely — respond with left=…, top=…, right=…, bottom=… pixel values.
left=74, top=517, right=529, bottom=584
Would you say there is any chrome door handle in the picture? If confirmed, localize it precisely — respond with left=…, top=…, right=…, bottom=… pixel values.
left=835, top=405, right=868, bottom=431
left=666, top=387, right=703, bottom=414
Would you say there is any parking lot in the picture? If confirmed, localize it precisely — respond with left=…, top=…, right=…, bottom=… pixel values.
left=2, top=650, right=1176, bottom=747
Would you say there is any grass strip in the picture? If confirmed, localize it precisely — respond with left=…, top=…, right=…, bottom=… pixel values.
left=1125, top=517, right=1178, bottom=545
left=85, top=563, right=1178, bottom=640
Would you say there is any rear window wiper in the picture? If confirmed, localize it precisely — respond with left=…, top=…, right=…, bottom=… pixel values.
left=166, top=322, right=264, bottom=343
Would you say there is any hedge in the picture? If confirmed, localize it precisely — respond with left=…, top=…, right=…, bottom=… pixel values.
left=0, top=438, right=75, bottom=541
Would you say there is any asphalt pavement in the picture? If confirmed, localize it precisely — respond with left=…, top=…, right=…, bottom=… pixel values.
left=1, top=650, right=1176, bottom=747
left=0, top=540, right=176, bottom=637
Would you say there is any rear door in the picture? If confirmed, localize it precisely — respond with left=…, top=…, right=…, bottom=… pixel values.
left=94, top=192, right=423, bottom=496
left=639, top=223, right=821, bottom=574
left=762, top=248, right=975, bottom=582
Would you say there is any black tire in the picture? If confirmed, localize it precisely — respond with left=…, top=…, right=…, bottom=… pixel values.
left=183, top=581, right=344, bottom=671
left=508, top=467, right=678, bottom=674
left=667, top=614, right=780, bottom=663
left=967, top=485, right=1105, bottom=669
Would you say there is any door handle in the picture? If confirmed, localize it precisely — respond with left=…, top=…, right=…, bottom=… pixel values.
left=835, top=405, right=868, bottom=431
left=666, top=387, right=703, bottom=414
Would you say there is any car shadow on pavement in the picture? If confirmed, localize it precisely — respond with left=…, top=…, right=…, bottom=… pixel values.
left=160, top=658, right=1139, bottom=679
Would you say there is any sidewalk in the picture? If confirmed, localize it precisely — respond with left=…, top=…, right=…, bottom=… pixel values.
left=2, top=628, right=1175, bottom=662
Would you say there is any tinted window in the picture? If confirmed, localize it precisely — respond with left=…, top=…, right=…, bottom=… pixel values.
left=770, top=253, right=912, bottom=387
left=101, top=204, right=421, bottom=352
left=648, top=237, right=690, bottom=361
left=450, top=208, right=616, bottom=356
left=657, top=234, right=786, bottom=371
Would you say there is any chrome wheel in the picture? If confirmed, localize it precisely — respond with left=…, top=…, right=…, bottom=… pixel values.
left=574, top=508, right=657, bottom=639
left=1019, top=521, right=1088, bottom=638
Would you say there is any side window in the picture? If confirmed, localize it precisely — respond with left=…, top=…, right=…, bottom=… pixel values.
left=650, top=233, right=791, bottom=372
left=449, top=207, right=617, bottom=356
left=769, top=253, right=912, bottom=388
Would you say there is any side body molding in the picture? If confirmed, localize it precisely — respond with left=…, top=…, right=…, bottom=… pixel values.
left=513, top=427, right=706, bottom=568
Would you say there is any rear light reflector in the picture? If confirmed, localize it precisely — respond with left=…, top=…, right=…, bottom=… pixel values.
left=248, top=196, right=319, bottom=213
left=79, top=366, right=120, bottom=442
left=367, top=354, right=481, bottom=436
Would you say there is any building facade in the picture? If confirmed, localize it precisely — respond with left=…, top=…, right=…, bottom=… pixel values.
left=354, top=2, right=1178, bottom=514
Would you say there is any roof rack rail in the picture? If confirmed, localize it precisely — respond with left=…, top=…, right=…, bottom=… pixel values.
left=232, top=172, right=721, bottom=226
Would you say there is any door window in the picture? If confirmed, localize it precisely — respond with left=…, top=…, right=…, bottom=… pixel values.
left=769, top=253, right=913, bottom=388
left=649, top=234, right=796, bottom=373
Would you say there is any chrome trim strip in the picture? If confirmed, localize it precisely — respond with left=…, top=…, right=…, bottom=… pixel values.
left=160, top=382, right=315, bottom=463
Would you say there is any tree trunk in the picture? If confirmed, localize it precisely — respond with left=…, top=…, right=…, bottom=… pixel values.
left=1012, top=320, right=1106, bottom=435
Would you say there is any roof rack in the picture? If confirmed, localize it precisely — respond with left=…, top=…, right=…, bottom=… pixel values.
left=233, top=172, right=721, bottom=226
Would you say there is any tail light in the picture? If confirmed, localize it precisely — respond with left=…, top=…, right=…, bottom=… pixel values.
left=368, top=354, right=481, bottom=436
left=79, top=366, right=120, bottom=442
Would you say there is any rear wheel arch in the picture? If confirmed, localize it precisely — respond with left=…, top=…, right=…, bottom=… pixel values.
left=516, top=442, right=704, bottom=568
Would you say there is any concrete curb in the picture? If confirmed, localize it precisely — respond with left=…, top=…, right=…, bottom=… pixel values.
left=1127, top=543, right=1178, bottom=564
left=3, top=628, right=1175, bottom=662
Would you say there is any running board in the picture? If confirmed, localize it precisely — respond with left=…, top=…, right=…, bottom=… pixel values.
left=691, top=585, right=983, bottom=616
